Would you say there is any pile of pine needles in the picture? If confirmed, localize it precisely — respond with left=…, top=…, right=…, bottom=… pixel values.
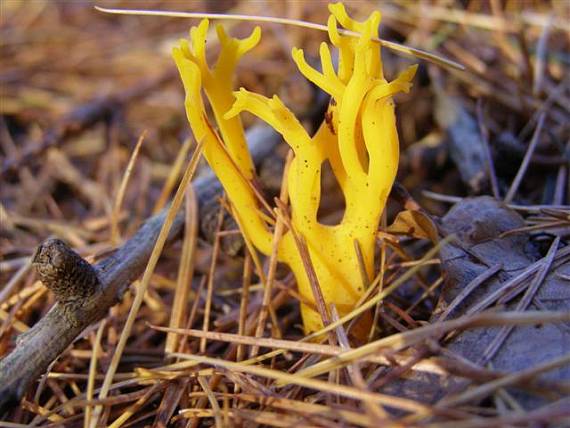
left=1, top=1, right=568, bottom=427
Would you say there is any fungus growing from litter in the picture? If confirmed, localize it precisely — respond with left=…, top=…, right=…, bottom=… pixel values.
left=173, top=2, right=416, bottom=335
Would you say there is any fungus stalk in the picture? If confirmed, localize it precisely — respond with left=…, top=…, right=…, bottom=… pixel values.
left=173, top=3, right=416, bottom=335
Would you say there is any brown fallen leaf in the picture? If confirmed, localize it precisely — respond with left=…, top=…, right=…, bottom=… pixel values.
left=387, top=209, right=439, bottom=242
left=381, top=196, right=570, bottom=412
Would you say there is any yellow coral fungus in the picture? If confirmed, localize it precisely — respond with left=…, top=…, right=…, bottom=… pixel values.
left=173, top=3, right=416, bottom=336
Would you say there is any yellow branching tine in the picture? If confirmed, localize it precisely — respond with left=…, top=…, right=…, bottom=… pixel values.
left=170, top=4, right=419, bottom=335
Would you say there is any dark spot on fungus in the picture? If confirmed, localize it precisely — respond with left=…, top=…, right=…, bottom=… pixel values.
left=324, top=110, right=336, bottom=135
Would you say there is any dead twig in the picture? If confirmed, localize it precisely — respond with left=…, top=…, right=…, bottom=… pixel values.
left=0, top=124, right=281, bottom=414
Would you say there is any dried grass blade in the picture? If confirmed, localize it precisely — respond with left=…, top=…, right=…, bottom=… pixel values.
left=504, top=113, right=546, bottom=204
left=0, top=257, right=32, bottom=305
left=158, top=325, right=446, bottom=374
left=289, top=310, right=570, bottom=383
left=331, top=304, right=389, bottom=421
left=107, top=383, right=163, bottom=428
left=303, top=235, right=455, bottom=342
left=200, top=201, right=226, bottom=353
left=90, top=139, right=204, bottom=428
left=236, top=254, right=252, bottom=363
left=197, top=376, right=223, bottom=428
left=94, top=7, right=465, bottom=71
left=438, top=353, right=570, bottom=408
left=478, top=237, right=560, bottom=365
left=438, top=264, right=502, bottom=322
left=251, top=151, right=293, bottom=357
left=152, top=137, right=194, bottom=214
left=173, top=353, right=430, bottom=414
left=84, top=320, right=106, bottom=428
left=165, top=185, right=197, bottom=354
left=111, top=132, right=146, bottom=244
left=274, top=198, right=332, bottom=337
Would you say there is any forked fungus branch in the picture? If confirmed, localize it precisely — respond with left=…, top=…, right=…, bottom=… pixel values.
left=172, top=3, right=416, bottom=334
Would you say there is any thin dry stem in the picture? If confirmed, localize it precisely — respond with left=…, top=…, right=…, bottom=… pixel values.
left=251, top=150, right=293, bottom=357
left=111, top=132, right=146, bottom=244
left=90, top=140, right=204, bottom=427
left=165, top=185, right=198, bottom=354
left=94, top=6, right=465, bottom=71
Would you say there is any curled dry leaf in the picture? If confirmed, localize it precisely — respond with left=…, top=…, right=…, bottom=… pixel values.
left=386, top=209, right=439, bottom=242
left=383, top=197, right=570, bottom=411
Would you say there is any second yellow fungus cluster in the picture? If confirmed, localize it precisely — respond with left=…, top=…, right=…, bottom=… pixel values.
left=173, top=3, right=416, bottom=335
